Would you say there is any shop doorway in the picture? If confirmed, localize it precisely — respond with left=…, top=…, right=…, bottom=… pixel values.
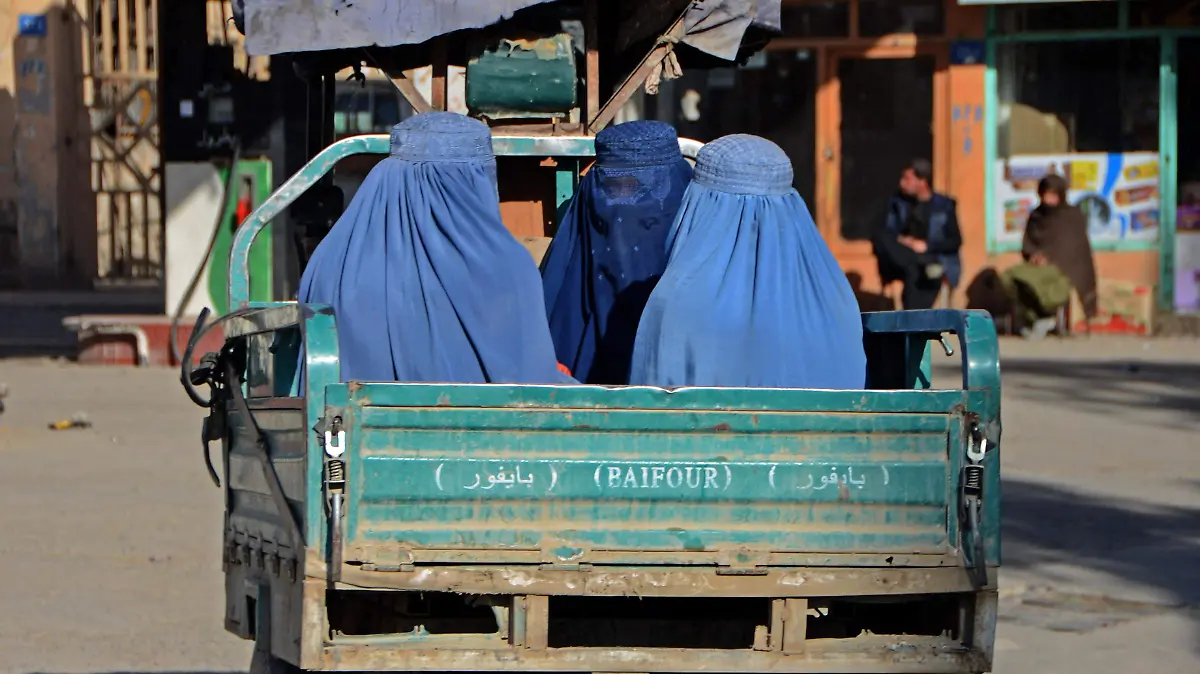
left=835, top=54, right=936, bottom=243
left=1175, top=37, right=1200, bottom=313
left=654, top=50, right=818, bottom=208
left=1178, top=38, right=1200, bottom=199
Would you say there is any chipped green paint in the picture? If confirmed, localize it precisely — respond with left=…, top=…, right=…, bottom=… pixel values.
left=229, top=301, right=1000, bottom=567
left=553, top=546, right=584, bottom=561
left=324, top=310, right=1000, bottom=563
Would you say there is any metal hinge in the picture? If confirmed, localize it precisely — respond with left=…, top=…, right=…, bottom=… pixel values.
left=361, top=562, right=416, bottom=572
left=716, top=565, right=769, bottom=576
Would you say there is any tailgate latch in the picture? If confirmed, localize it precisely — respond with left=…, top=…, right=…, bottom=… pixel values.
left=961, top=412, right=991, bottom=588
left=717, top=549, right=769, bottom=576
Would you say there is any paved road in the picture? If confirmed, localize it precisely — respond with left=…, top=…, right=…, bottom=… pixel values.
left=1, top=335, right=1198, bottom=674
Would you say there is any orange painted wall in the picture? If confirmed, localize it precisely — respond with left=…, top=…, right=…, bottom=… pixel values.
left=946, top=61, right=986, bottom=306
left=826, top=2, right=994, bottom=307
left=943, top=4, right=987, bottom=307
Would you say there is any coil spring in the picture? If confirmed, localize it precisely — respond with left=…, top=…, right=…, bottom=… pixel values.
left=327, top=459, right=346, bottom=484
left=963, top=464, right=984, bottom=496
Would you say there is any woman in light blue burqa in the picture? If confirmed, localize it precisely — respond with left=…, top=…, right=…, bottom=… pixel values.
left=629, top=134, right=866, bottom=389
left=298, top=112, right=567, bottom=384
left=540, top=120, right=692, bottom=384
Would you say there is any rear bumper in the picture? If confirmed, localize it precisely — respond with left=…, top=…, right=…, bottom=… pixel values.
left=317, top=558, right=992, bottom=597
left=283, top=563, right=998, bottom=674
left=316, top=642, right=992, bottom=673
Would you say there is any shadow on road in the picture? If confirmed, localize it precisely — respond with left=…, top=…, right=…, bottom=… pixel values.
left=996, top=358, right=1200, bottom=426
left=1004, top=477, right=1200, bottom=604
left=1003, top=476, right=1200, bottom=651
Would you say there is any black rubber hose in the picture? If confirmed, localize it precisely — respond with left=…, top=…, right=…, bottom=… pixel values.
left=168, top=143, right=242, bottom=367
left=180, top=309, right=213, bottom=408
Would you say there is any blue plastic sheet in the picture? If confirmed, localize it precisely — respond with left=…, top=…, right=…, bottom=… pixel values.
left=541, top=120, right=692, bottom=384
left=630, top=134, right=867, bottom=389
left=298, top=112, right=567, bottom=384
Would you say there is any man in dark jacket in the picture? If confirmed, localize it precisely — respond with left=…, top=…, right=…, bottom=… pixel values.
left=872, top=159, right=963, bottom=309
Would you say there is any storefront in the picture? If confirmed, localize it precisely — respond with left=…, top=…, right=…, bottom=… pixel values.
left=637, top=0, right=1200, bottom=321
left=981, top=0, right=1200, bottom=317
left=645, top=0, right=990, bottom=304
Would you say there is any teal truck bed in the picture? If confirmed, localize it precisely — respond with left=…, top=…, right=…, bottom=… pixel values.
left=199, top=303, right=1001, bottom=674
left=187, top=134, right=1001, bottom=674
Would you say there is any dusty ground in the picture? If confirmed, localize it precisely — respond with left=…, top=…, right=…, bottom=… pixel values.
left=0, top=334, right=1198, bottom=674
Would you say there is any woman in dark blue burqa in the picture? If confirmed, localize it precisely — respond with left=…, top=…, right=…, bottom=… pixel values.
left=629, top=134, right=867, bottom=389
left=540, top=120, right=692, bottom=384
left=298, top=112, right=567, bottom=384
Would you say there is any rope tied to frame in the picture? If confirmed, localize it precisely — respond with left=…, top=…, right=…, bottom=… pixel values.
left=645, top=34, right=683, bottom=95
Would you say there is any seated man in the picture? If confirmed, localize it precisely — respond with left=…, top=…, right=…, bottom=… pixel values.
left=1001, top=173, right=1097, bottom=339
left=298, top=112, right=569, bottom=384
left=629, top=134, right=866, bottom=390
left=541, top=120, right=692, bottom=384
left=872, top=159, right=962, bottom=309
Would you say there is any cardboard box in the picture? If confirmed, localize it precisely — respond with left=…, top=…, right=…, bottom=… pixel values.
left=1070, top=279, right=1155, bottom=335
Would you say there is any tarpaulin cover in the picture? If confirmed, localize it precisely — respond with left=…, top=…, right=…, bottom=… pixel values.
left=629, top=134, right=867, bottom=389
left=242, top=0, right=780, bottom=60
left=298, top=112, right=568, bottom=384
left=540, top=120, right=692, bottom=384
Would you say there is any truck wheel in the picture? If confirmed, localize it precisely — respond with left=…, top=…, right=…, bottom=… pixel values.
left=250, top=649, right=302, bottom=674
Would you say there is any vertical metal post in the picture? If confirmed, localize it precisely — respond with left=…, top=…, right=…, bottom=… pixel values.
left=983, top=8, right=998, bottom=252
left=1159, top=34, right=1178, bottom=310
left=585, top=0, right=600, bottom=128
left=321, top=74, right=337, bottom=149
left=432, top=40, right=448, bottom=111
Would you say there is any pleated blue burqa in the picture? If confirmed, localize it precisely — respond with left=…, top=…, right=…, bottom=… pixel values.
left=298, top=112, right=567, bottom=384
left=540, top=120, right=692, bottom=384
left=629, top=134, right=867, bottom=389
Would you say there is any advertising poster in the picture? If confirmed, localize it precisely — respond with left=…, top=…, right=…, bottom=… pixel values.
left=1174, top=182, right=1200, bottom=313
left=994, top=152, right=1161, bottom=247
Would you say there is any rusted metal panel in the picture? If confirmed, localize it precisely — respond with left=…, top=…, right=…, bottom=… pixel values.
left=285, top=565, right=976, bottom=673
left=316, top=638, right=990, bottom=672
left=313, top=564, right=992, bottom=598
